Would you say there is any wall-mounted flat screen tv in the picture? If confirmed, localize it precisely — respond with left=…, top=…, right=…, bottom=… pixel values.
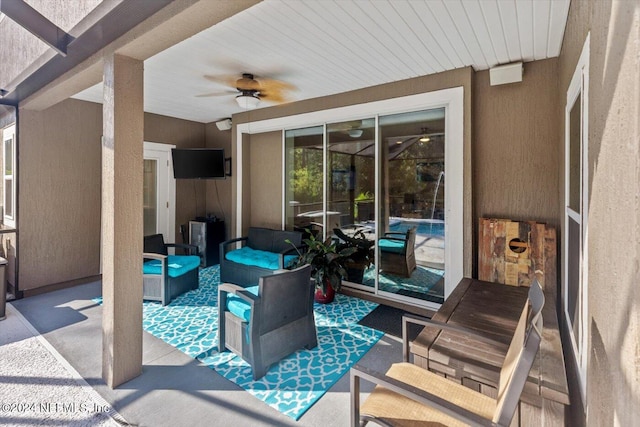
left=171, top=148, right=227, bottom=179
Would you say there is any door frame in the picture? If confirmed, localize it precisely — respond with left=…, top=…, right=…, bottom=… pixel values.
left=236, top=88, right=465, bottom=308
left=144, top=141, right=176, bottom=242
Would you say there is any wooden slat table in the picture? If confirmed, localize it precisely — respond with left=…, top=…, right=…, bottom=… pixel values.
left=410, top=278, right=569, bottom=426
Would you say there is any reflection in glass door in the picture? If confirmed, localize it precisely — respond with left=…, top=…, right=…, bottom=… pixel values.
left=143, top=159, right=158, bottom=236
left=280, top=89, right=463, bottom=308
left=377, top=109, right=446, bottom=304
left=284, top=109, right=448, bottom=305
left=284, top=126, right=324, bottom=235
left=326, top=119, right=376, bottom=285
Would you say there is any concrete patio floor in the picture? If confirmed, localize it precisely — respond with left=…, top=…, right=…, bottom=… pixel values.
left=3, top=281, right=410, bottom=427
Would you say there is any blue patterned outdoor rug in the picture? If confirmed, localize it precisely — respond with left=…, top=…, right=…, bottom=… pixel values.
left=363, top=264, right=444, bottom=300
left=99, top=266, right=382, bottom=420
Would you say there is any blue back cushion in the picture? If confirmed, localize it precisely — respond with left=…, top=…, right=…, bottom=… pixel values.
left=246, top=227, right=302, bottom=253
left=226, top=285, right=259, bottom=322
left=225, top=247, right=296, bottom=270
left=143, top=255, right=200, bottom=278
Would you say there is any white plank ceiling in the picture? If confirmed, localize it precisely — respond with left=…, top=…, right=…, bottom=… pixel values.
left=72, top=0, right=571, bottom=123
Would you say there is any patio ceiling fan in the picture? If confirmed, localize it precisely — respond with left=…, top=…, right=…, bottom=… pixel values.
left=199, top=73, right=296, bottom=109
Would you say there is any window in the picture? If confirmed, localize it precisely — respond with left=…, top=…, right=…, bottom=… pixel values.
left=3, top=124, right=15, bottom=227
left=564, top=33, right=589, bottom=404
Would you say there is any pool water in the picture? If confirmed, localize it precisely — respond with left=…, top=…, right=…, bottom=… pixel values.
left=389, top=219, right=445, bottom=238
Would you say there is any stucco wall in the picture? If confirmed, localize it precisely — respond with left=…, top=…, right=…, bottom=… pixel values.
left=18, top=100, right=208, bottom=292
left=558, top=0, right=640, bottom=425
left=473, top=58, right=560, bottom=228
left=247, top=130, right=282, bottom=229
left=19, top=98, right=103, bottom=291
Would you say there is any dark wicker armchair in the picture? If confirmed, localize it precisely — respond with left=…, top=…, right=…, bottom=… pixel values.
left=217, top=264, right=317, bottom=380
left=378, top=227, right=417, bottom=277
left=142, top=234, right=200, bottom=305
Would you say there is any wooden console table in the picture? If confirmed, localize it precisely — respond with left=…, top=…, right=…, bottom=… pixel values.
left=410, top=278, right=569, bottom=426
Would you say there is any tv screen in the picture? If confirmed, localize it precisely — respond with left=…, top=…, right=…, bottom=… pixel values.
left=171, top=148, right=226, bottom=179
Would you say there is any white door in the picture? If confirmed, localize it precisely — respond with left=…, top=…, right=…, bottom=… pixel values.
left=564, top=33, right=589, bottom=404
left=144, top=142, right=176, bottom=242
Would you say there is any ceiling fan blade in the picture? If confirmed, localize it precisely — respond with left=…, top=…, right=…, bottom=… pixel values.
left=195, top=89, right=236, bottom=98
left=203, top=74, right=238, bottom=88
left=259, top=78, right=297, bottom=93
left=202, top=72, right=296, bottom=104
left=260, top=90, right=289, bottom=104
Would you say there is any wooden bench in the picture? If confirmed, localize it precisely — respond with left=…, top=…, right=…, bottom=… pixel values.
left=409, top=278, right=570, bottom=426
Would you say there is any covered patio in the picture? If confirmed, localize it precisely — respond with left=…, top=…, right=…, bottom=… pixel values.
left=1, top=1, right=639, bottom=426
left=6, top=276, right=411, bottom=426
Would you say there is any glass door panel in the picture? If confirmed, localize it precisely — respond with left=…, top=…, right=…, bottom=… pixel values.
left=327, top=118, right=375, bottom=285
left=377, top=109, right=446, bottom=304
left=143, top=159, right=158, bottom=236
left=285, top=126, right=324, bottom=236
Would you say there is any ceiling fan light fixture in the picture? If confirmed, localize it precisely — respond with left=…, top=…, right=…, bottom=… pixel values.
left=348, top=129, right=363, bottom=138
left=419, top=127, right=431, bottom=143
left=236, top=93, right=260, bottom=109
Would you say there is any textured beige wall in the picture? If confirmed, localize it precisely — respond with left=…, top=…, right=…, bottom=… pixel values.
left=474, top=58, right=560, bottom=227
left=18, top=101, right=207, bottom=291
left=100, top=53, right=144, bottom=387
left=558, top=1, right=640, bottom=425
left=19, top=98, right=102, bottom=291
left=248, top=131, right=282, bottom=229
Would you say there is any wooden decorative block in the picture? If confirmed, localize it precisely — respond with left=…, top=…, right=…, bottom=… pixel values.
left=479, top=218, right=556, bottom=290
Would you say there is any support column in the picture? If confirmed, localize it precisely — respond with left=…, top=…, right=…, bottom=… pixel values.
left=101, top=53, right=144, bottom=388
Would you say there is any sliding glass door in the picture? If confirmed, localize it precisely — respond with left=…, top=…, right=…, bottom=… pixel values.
left=283, top=109, right=448, bottom=306
left=284, top=126, right=324, bottom=235
left=377, top=109, right=446, bottom=304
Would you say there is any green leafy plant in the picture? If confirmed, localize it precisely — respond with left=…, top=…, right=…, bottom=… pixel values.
left=287, top=231, right=357, bottom=296
left=334, top=228, right=374, bottom=269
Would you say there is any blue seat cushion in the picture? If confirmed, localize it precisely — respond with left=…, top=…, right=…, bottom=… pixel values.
left=143, top=255, right=201, bottom=278
left=225, top=246, right=296, bottom=270
left=226, top=285, right=259, bottom=322
left=378, top=238, right=406, bottom=254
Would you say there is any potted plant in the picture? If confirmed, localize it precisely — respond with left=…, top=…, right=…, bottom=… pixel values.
left=288, top=232, right=357, bottom=303
left=333, top=227, right=375, bottom=283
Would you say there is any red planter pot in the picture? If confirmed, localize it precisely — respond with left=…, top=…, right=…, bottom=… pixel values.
left=314, top=282, right=336, bottom=304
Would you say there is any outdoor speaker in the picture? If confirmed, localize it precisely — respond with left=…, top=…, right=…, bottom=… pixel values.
left=215, top=118, right=232, bottom=131
left=489, top=62, right=523, bottom=86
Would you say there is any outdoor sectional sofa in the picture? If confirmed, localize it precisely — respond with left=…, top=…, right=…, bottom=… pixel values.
left=219, top=227, right=303, bottom=287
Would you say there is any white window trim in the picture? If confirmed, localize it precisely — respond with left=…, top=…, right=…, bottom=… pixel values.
left=3, top=124, right=16, bottom=228
left=237, top=88, right=464, bottom=306
left=564, top=32, right=589, bottom=406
